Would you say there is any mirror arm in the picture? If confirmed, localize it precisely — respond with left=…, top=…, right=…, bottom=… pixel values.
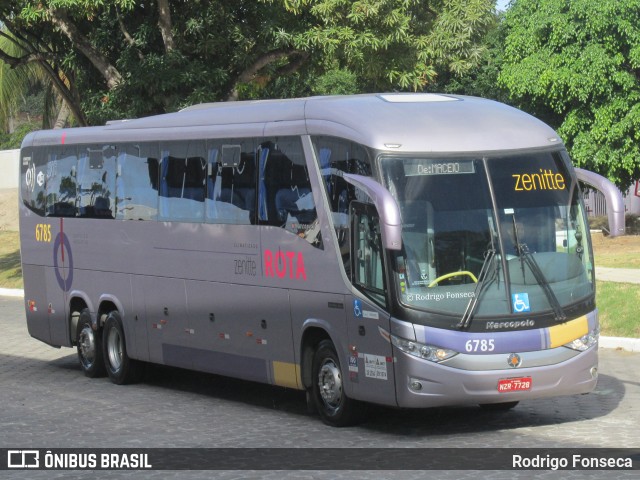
left=342, top=173, right=403, bottom=250
left=575, top=168, right=625, bottom=237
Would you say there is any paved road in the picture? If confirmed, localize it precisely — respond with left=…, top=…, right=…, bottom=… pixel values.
left=1, top=295, right=639, bottom=479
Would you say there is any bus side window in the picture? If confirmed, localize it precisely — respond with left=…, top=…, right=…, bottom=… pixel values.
left=259, top=137, right=321, bottom=248
left=159, top=141, right=206, bottom=223
left=351, top=201, right=386, bottom=307
left=21, top=148, right=47, bottom=216
left=312, top=136, right=373, bottom=273
left=46, top=146, right=78, bottom=217
left=115, top=144, right=159, bottom=221
left=77, top=145, right=117, bottom=219
left=206, top=139, right=256, bottom=225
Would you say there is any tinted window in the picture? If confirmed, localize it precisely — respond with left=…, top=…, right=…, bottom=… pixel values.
left=77, top=145, right=117, bottom=218
left=352, top=202, right=386, bottom=306
left=46, top=147, right=78, bottom=217
left=312, top=136, right=373, bottom=270
left=159, top=141, right=207, bottom=222
left=259, top=137, right=321, bottom=247
left=206, top=138, right=256, bottom=225
left=116, top=144, right=159, bottom=221
left=21, top=148, right=47, bottom=216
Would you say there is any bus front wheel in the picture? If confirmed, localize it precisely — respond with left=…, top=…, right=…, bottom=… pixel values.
left=76, top=308, right=106, bottom=378
left=102, top=311, right=143, bottom=385
left=311, top=340, right=362, bottom=427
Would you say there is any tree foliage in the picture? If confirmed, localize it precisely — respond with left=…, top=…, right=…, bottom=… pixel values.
left=270, top=0, right=495, bottom=91
left=499, top=0, right=640, bottom=190
left=0, top=0, right=495, bottom=126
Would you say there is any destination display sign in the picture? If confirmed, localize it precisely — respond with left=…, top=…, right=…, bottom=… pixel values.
left=404, top=160, right=475, bottom=176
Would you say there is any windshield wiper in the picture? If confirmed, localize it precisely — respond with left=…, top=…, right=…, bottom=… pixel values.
left=457, top=248, right=496, bottom=330
left=509, top=214, right=567, bottom=322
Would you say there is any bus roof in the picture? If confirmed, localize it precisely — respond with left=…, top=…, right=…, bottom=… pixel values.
left=22, top=93, right=562, bottom=153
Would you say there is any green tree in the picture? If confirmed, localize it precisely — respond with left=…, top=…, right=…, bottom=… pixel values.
left=0, top=30, right=45, bottom=132
left=0, top=0, right=496, bottom=126
left=499, top=0, right=640, bottom=190
left=0, top=25, right=71, bottom=135
left=428, top=8, right=507, bottom=101
left=271, top=0, right=495, bottom=91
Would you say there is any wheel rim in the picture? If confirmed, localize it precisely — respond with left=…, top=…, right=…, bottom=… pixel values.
left=78, top=326, right=96, bottom=369
left=317, top=358, right=343, bottom=412
left=106, top=326, right=123, bottom=373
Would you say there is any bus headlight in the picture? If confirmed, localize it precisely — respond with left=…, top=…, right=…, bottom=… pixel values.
left=564, top=326, right=599, bottom=351
left=390, top=334, right=458, bottom=362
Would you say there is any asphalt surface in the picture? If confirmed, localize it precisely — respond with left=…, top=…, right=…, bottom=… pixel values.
left=0, top=294, right=639, bottom=479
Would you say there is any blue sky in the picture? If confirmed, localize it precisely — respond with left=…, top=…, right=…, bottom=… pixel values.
left=496, top=0, right=511, bottom=11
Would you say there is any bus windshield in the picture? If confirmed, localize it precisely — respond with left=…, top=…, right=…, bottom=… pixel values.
left=380, top=150, right=595, bottom=327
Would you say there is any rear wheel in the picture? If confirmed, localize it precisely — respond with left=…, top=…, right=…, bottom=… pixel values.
left=102, top=311, right=143, bottom=385
left=76, top=309, right=106, bottom=378
left=311, top=340, right=362, bottom=427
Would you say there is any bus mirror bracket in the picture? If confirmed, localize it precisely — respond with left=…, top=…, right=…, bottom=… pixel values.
left=342, top=173, right=402, bottom=250
left=575, top=168, right=625, bottom=237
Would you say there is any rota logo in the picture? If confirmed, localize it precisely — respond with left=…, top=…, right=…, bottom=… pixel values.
left=263, top=249, right=307, bottom=280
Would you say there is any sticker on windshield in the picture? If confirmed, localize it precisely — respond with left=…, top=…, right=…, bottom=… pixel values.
left=512, top=293, right=531, bottom=313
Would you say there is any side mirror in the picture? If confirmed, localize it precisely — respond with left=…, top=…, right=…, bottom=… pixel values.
left=342, top=173, right=402, bottom=250
left=575, top=168, right=625, bottom=237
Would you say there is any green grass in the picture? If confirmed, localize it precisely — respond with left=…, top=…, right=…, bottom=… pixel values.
left=0, top=231, right=22, bottom=289
left=0, top=230, right=638, bottom=338
left=596, top=281, right=640, bottom=338
left=594, top=251, right=640, bottom=269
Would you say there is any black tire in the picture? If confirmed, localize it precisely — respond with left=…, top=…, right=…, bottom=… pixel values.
left=102, top=311, right=143, bottom=385
left=76, top=308, right=106, bottom=378
left=311, top=339, right=362, bottom=427
left=479, top=401, right=519, bottom=411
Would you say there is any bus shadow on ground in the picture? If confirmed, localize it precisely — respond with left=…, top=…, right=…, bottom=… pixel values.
left=43, top=353, right=624, bottom=436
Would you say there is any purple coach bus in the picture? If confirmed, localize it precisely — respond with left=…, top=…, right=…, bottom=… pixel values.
left=19, top=94, right=617, bottom=426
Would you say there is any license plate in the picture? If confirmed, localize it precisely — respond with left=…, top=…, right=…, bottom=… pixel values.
left=497, top=377, right=532, bottom=392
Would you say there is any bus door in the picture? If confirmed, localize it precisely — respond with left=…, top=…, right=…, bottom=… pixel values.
left=346, top=202, right=396, bottom=407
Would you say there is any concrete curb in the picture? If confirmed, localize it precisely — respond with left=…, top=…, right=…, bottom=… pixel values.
left=2, top=287, right=638, bottom=352
left=599, top=336, right=640, bottom=353
left=0, top=288, right=23, bottom=297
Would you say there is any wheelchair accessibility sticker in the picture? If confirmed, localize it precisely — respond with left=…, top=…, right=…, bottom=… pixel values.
left=512, top=293, right=530, bottom=313
left=353, top=299, right=380, bottom=320
left=353, top=299, right=363, bottom=318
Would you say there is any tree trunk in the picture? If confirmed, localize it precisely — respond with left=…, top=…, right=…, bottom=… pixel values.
left=157, top=0, right=176, bottom=53
left=227, top=49, right=305, bottom=101
left=53, top=100, right=71, bottom=129
left=47, top=9, right=122, bottom=89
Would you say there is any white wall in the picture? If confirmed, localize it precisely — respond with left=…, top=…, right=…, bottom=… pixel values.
left=0, top=149, right=20, bottom=189
left=627, top=183, right=640, bottom=215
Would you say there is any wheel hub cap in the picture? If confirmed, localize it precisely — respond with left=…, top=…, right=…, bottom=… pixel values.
left=78, top=327, right=95, bottom=364
left=318, top=360, right=342, bottom=407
